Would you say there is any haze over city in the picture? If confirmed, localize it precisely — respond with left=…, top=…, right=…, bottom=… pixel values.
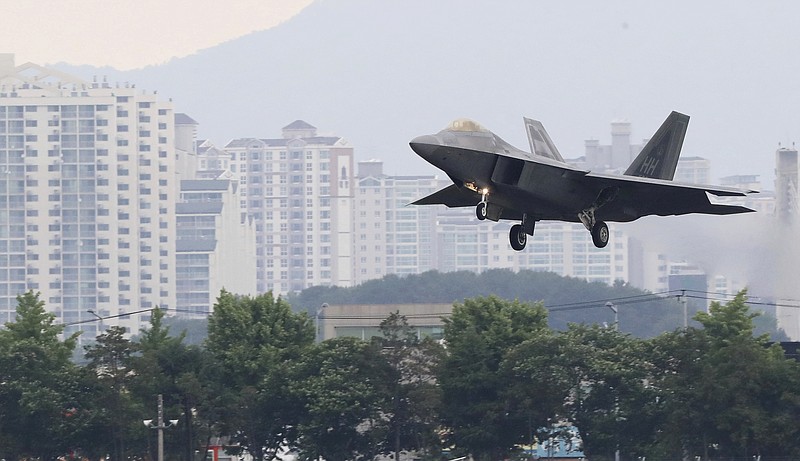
left=4, top=0, right=792, bottom=184
left=3, top=1, right=800, bottom=315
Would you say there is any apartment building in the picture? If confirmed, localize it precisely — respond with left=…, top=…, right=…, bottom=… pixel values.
left=353, top=160, right=440, bottom=284
left=0, top=54, right=177, bottom=336
left=224, top=121, right=354, bottom=294
left=176, top=179, right=256, bottom=317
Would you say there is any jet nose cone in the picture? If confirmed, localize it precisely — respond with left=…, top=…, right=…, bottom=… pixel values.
left=409, top=135, right=440, bottom=162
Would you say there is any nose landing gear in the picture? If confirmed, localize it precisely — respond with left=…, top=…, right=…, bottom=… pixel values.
left=476, top=201, right=487, bottom=220
left=475, top=188, right=489, bottom=221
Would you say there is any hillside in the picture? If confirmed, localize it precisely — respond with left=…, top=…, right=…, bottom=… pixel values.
left=289, top=269, right=686, bottom=337
left=51, top=0, right=800, bottom=181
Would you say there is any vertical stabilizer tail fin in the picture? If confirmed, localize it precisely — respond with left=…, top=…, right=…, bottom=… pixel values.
left=524, top=117, right=565, bottom=162
left=624, top=111, right=689, bottom=180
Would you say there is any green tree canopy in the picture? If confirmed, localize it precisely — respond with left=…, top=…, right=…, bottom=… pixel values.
left=373, top=312, right=444, bottom=460
left=295, top=337, right=391, bottom=461
left=439, top=296, right=549, bottom=461
left=0, top=291, right=82, bottom=460
left=206, top=290, right=314, bottom=461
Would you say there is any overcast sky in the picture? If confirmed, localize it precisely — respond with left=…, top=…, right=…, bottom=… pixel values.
left=2, top=0, right=311, bottom=69
left=5, top=0, right=800, bottom=186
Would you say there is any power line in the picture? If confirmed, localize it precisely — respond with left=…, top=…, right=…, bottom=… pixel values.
left=60, top=306, right=209, bottom=327
left=61, top=307, right=157, bottom=327
left=546, top=291, right=676, bottom=312
left=52, top=288, right=800, bottom=329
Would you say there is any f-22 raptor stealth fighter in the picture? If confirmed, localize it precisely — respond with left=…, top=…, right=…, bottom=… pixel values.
left=409, top=112, right=755, bottom=251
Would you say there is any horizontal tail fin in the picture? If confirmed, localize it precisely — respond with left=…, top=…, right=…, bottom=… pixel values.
left=624, top=111, right=689, bottom=180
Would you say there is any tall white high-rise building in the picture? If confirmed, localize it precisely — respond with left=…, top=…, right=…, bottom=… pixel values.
left=224, top=121, right=354, bottom=294
left=353, top=160, right=440, bottom=283
left=775, top=146, right=799, bottom=223
left=0, top=54, right=177, bottom=336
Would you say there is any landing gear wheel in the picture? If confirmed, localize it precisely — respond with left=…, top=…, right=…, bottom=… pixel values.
left=591, top=221, right=609, bottom=248
left=509, top=224, right=527, bottom=251
left=476, top=202, right=487, bottom=221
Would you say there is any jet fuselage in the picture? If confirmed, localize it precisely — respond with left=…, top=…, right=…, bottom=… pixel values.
left=410, top=126, right=590, bottom=223
left=409, top=114, right=754, bottom=250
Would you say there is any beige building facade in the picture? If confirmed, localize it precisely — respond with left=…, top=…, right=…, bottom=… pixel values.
left=223, top=121, right=354, bottom=295
left=318, top=303, right=453, bottom=341
left=0, top=54, right=177, bottom=336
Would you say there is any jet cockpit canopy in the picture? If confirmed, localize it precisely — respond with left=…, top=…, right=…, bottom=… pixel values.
left=445, top=118, right=488, bottom=133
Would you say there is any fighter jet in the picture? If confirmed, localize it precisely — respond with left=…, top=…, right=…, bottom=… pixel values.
left=409, top=112, right=755, bottom=250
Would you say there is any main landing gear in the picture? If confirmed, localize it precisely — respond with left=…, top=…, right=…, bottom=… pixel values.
left=509, top=213, right=535, bottom=251
left=578, top=208, right=609, bottom=249
left=509, top=224, right=527, bottom=251
left=475, top=186, right=615, bottom=250
left=474, top=192, right=536, bottom=251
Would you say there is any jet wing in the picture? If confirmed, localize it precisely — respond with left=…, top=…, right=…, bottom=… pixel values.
left=584, top=172, right=756, bottom=222
left=410, top=184, right=480, bottom=207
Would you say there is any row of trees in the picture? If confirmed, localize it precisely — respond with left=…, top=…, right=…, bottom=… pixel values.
left=2, top=288, right=800, bottom=460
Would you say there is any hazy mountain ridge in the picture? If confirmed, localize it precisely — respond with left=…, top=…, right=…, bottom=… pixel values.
left=52, top=0, right=800, bottom=181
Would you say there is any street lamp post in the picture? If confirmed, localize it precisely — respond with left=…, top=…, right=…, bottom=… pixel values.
left=605, top=301, right=620, bottom=461
left=315, top=302, right=328, bottom=343
left=605, top=301, right=618, bottom=331
left=87, top=309, right=103, bottom=334
left=143, top=394, right=178, bottom=461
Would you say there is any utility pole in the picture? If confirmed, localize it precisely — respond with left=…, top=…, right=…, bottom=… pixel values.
left=605, top=301, right=620, bottom=461
left=158, top=394, right=164, bottom=461
left=605, top=301, right=618, bottom=331
left=680, top=289, right=688, bottom=328
left=144, top=394, right=178, bottom=461
left=315, top=302, right=328, bottom=343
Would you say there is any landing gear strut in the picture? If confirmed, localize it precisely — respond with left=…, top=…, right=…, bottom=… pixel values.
left=578, top=208, right=609, bottom=248
left=578, top=187, right=618, bottom=248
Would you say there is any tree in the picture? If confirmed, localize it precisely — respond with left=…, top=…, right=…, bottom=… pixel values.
left=685, top=291, right=800, bottom=458
left=0, top=291, right=82, bottom=460
left=556, top=324, right=656, bottom=461
left=206, top=290, right=314, bottom=461
left=295, top=337, right=392, bottom=461
left=636, top=290, right=800, bottom=459
left=373, top=312, right=444, bottom=460
left=80, top=326, right=138, bottom=461
left=643, top=327, right=710, bottom=459
left=131, top=307, right=211, bottom=461
left=438, top=295, right=549, bottom=461
left=501, top=331, right=577, bottom=452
